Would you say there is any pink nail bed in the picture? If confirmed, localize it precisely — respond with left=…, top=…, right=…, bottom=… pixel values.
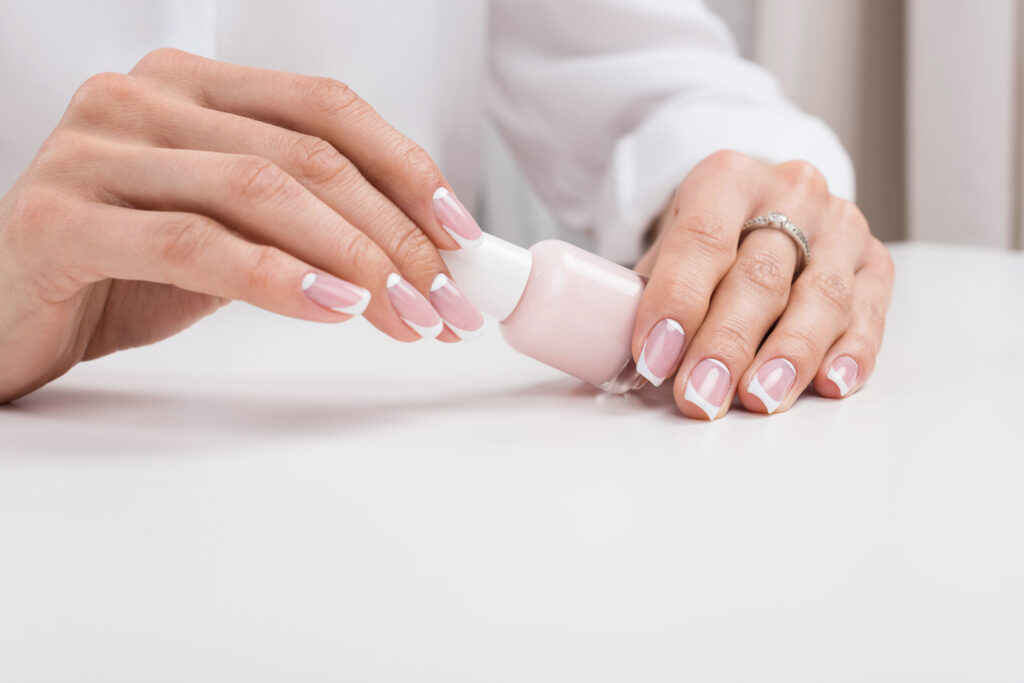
left=827, top=355, right=859, bottom=396
left=748, top=358, right=797, bottom=414
left=386, top=273, right=443, bottom=339
left=429, top=274, right=484, bottom=341
left=433, top=187, right=483, bottom=249
left=684, top=359, right=731, bottom=420
left=636, top=319, right=685, bottom=387
left=301, top=272, right=370, bottom=316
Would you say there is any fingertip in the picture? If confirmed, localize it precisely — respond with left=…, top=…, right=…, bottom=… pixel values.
left=816, top=354, right=862, bottom=398
left=673, top=367, right=729, bottom=421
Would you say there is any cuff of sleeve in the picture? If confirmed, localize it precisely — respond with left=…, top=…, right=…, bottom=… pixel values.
left=591, top=99, right=856, bottom=264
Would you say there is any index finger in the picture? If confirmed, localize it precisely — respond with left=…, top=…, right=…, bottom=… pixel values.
left=631, top=150, right=763, bottom=387
left=129, top=48, right=482, bottom=252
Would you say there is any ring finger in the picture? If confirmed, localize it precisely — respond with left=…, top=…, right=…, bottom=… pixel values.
left=739, top=203, right=869, bottom=414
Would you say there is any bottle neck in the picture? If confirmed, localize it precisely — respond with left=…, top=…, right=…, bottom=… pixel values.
left=439, top=233, right=534, bottom=321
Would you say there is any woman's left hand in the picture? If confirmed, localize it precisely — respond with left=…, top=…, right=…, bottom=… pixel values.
left=631, top=150, right=895, bottom=420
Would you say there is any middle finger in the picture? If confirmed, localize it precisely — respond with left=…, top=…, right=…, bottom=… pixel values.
left=673, top=226, right=800, bottom=420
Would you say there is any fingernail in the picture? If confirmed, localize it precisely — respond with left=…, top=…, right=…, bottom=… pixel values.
left=748, top=358, right=797, bottom=414
left=433, top=187, right=483, bottom=249
left=301, top=272, right=370, bottom=316
left=429, top=274, right=484, bottom=341
left=826, top=355, right=859, bottom=397
left=636, top=319, right=685, bottom=387
left=684, top=359, right=731, bottom=420
left=386, top=273, right=443, bottom=339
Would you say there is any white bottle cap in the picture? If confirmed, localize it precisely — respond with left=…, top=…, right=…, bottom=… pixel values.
left=440, top=233, right=533, bottom=322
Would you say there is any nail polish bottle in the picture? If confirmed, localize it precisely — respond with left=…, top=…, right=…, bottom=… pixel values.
left=441, top=233, right=647, bottom=394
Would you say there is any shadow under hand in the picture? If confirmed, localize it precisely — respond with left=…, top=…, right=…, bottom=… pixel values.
left=0, top=376, right=581, bottom=455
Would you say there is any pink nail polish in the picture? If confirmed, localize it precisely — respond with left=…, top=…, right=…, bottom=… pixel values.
left=442, top=236, right=647, bottom=393
left=433, top=187, right=483, bottom=249
left=301, top=272, right=370, bottom=316
left=827, top=355, right=859, bottom=396
left=429, top=274, right=484, bottom=341
left=684, top=359, right=731, bottom=420
left=636, top=319, right=686, bottom=387
left=748, top=358, right=797, bottom=414
left=386, top=273, right=443, bottom=339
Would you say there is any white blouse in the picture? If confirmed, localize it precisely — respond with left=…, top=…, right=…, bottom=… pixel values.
left=0, top=0, right=853, bottom=262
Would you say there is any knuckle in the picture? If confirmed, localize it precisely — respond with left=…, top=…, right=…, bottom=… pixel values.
left=736, top=250, right=791, bottom=299
left=383, top=221, right=438, bottom=273
left=700, top=149, right=750, bottom=176
left=675, top=212, right=733, bottom=256
left=331, top=231, right=378, bottom=272
left=804, top=268, right=853, bottom=313
left=244, top=245, right=286, bottom=292
left=834, top=198, right=869, bottom=234
left=289, top=135, right=350, bottom=186
left=776, top=160, right=828, bottom=195
left=855, top=296, right=888, bottom=330
left=706, top=318, right=756, bottom=361
left=660, top=275, right=708, bottom=315
left=30, top=129, right=87, bottom=175
left=230, top=156, right=292, bottom=204
left=308, top=77, right=364, bottom=118
left=4, top=185, right=64, bottom=245
left=773, top=326, right=821, bottom=363
left=843, top=331, right=879, bottom=358
left=872, top=238, right=896, bottom=278
left=392, top=138, right=443, bottom=194
left=159, top=215, right=217, bottom=270
left=68, top=72, right=141, bottom=116
left=132, top=47, right=195, bottom=75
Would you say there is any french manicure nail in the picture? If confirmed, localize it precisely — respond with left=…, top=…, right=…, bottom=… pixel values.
left=433, top=187, right=483, bottom=249
left=301, top=272, right=370, bottom=316
left=748, top=358, right=797, bottom=414
left=684, top=358, right=731, bottom=420
left=636, top=319, right=685, bottom=387
left=826, top=355, right=859, bottom=396
left=386, top=273, right=443, bottom=339
left=429, top=274, right=484, bottom=341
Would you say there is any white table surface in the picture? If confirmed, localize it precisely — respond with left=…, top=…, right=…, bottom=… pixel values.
left=1, top=242, right=1022, bottom=682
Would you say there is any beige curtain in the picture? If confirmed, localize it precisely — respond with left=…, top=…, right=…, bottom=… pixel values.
left=484, top=0, right=1024, bottom=250
left=752, top=0, right=1024, bottom=249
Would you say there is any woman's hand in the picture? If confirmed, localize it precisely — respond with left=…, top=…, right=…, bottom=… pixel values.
left=0, top=48, right=485, bottom=402
left=632, top=150, right=895, bottom=419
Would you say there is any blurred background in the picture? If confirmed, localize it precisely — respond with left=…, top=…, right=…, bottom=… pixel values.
left=485, top=0, right=1024, bottom=251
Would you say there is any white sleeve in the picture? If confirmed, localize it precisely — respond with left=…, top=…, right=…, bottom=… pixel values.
left=486, top=0, right=855, bottom=262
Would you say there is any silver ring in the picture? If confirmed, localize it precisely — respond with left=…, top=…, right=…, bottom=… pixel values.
left=740, top=212, right=811, bottom=277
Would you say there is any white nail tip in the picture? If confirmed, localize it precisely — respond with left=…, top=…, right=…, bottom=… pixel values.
left=433, top=187, right=449, bottom=200
left=301, top=272, right=317, bottom=291
left=442, top=225, right=483, bottom=250
left=330, top=289, right=371, bottom=316
left=827, top=366, right=851, bottom=396
left=446, top=322, right=485, bottom=342
left=635, top=347, right=664, bottom=387
left=747, top=375, right=781, bottom=414
left=386, top=272, right=402, bottom=288
left=665, top=319, right=684, bottom=335
left=684, top=380, right=721, bottom=421
left=404, top=318, right=443, bottom=340
left=431, top=273, right=448, bottom=291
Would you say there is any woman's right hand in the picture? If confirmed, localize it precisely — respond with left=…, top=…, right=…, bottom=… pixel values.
left=0, top=48, right=485, bottom=402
